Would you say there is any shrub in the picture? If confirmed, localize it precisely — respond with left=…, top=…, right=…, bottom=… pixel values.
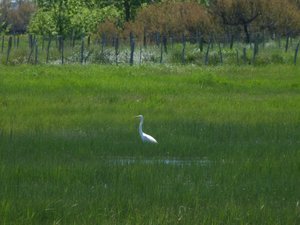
left=271, top=53, right=284, bottom=64
left=132, top=1, right=216, bottom=38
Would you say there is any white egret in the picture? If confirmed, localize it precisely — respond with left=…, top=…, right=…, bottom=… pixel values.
left=135, top=115, right=158, bottom=144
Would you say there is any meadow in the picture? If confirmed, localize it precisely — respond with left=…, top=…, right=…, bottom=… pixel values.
left=0, top=64, right=299, bottom=224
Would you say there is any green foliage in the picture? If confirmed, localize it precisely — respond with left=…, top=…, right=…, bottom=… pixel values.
left=28, top=8, right=57, bottom=35
left=271, top=53, right=284, bottom=63
left=1, top=48, right=28, bottom=65
left=28, top=1, right=121, bottom=36
left=69, top=6, right=120, bottom=36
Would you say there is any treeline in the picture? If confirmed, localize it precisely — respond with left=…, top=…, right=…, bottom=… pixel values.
left=1, top=0, right=300, bottom=42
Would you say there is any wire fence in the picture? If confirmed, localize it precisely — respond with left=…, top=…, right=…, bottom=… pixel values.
left=1, top=33, right=300, bottom=66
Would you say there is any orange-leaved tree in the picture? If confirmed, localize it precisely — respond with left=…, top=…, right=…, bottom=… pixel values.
left=259, top=0, right=300, bottom=35
left=133, top=1, right=215, bottom=39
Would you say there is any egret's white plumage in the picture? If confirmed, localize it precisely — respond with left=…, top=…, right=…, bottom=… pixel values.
left=135, top=115, right=158, bottom=144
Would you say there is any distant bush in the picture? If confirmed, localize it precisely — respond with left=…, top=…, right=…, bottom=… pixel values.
left=127, top=1, right=216, bottom=40
left=2, top=48, right=27, bottom=65
left=271, top=53, right=285, bottom=64
left=259, top=0, right=300, bottom=35
left=97, top=20, right=120, bottom=41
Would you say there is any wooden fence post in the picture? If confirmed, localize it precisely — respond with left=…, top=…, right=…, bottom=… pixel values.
left=155, top=32, right=160, bottom=47
left=55, top=35, right=58, bottom=49
left=285, top=33, right=290, bottom=52
left=87, top=35, right=91, bottom=48
left=252, top=38, right=258, bottom=64
left=294, top=42, right=300, bottom=65
left=160, top=36, right=163, bottom=64
left=196, top=31, right=200, bottom=51
left=80, top=36, right=84, bottom=64
left=163, top=35, right=167, bottom=54
left=42, top=35, right=45, bottom=51
left=262, top=31, right=265, bottom=48
left=278, top=34, right=281, bottom=48
left=13, top=34, right=16, bottom=48
left=115, top=35, right=119, bottom=65
left=101, top=33, right=106, bottom=55
left=210, top=35, right=214, bottom=50
left=27, top=38, right=35, bottom=63
left=204, top=39, right=211, bottom=65
left=28, top=34, right=33, bottom=49
left=139, top=45, right=142, bottom=65
left=129, top=32, right=135, bottom=66
left=112, top=36, right=115, bottom=48
left=218, top=42, right=223, bottom=64
left=17, top=35, right=19, bottom=49
left=229, top=34, right=234, bottom=49
left=1, top=36, right=4, bottom=53
left=251, top=43, right=256, bottom=64
left=34, top=39, right=38, bottom=64
left=181, top=34, right=186, bottom=64
left=6, top=36, right=12, bottom=64
left=71, top=30, right=75, bottom=48
left=143, top=28, right=147, bottom=48
left=46, top=35, right=51, bottom=63
left=224, top=33, right=229, bottom=47
left=60, top=36, right=64, bottom=64
left=243, top=47, right=247, bottom=64
left=197, top=32, right=203, bottom=52
left=255, top=37, right=259, bottom=55
left=200, top=35, right=204, bottom=52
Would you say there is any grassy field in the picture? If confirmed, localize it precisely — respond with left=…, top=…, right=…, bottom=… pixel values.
left=0, top=64, right=299, bottom=224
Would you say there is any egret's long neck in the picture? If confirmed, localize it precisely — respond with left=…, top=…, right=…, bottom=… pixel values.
left=139, top=118, right=144, bottom=136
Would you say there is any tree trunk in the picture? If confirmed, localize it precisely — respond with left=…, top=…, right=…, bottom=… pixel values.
left=243, top=23, right=250, bottom=43
left=124, top=0, right=131, bottom=22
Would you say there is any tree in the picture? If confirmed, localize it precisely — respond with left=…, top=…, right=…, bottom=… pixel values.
left=29, top=0, right=120, bottom=36
left=212, top=0, right=261, bottom=42
left=259, top=0, right=300, bottom=35
left=94, top=0, right=159, bottom=21
left=0, top=0, right=10, bottom=33
left=133, top=1, right=214, bottom=36
left=0, top=0, right=36, bottom=34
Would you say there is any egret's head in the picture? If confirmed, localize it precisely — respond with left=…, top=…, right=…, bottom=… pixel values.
left=135, top=115, right=144, bottom=119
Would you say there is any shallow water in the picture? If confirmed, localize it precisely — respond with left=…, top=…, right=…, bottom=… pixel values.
left=105, top=157, right=211, bottom=166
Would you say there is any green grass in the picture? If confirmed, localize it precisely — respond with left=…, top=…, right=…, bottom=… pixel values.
left=0, top=64, right=300, bottom=224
